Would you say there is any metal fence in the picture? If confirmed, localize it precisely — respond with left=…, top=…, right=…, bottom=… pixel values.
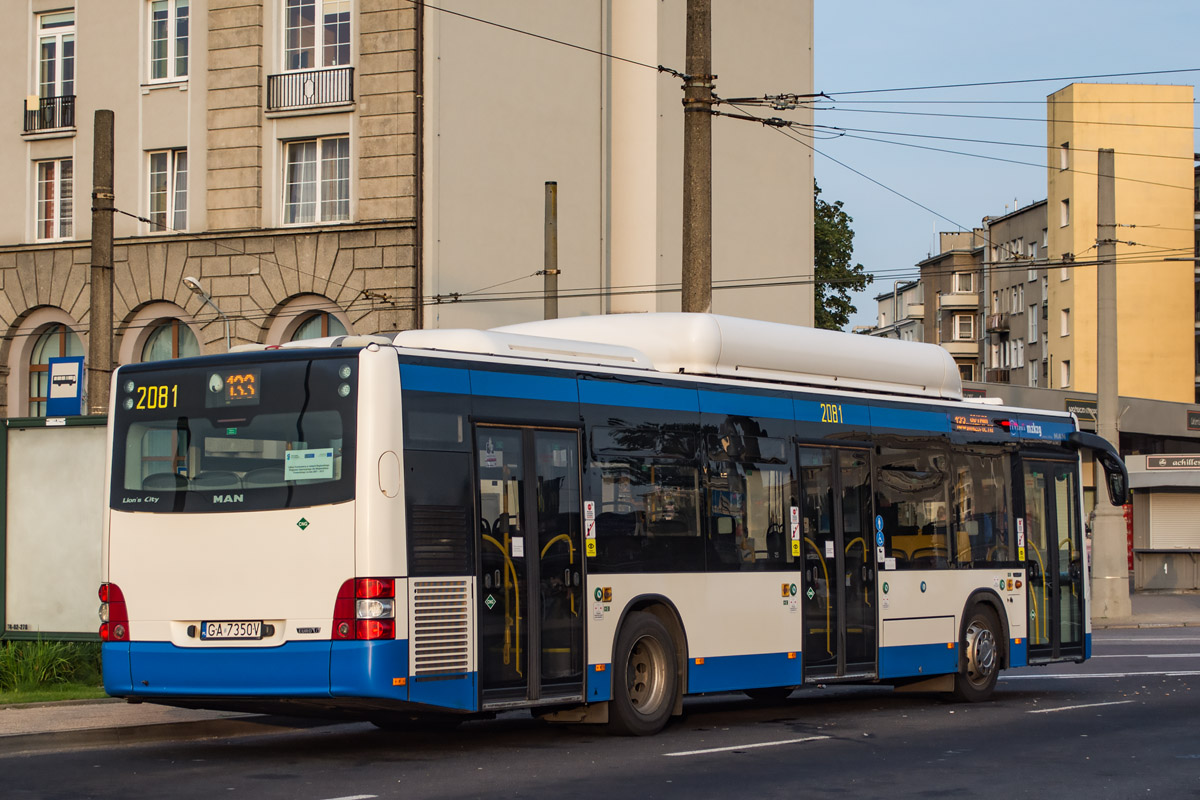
left=23, top=95, right=75, bottom=133
left=267, top=67, right=354, bottom=111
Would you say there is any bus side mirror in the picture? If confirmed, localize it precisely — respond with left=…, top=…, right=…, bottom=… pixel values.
left=1067, top=431, right=1129, bottom=507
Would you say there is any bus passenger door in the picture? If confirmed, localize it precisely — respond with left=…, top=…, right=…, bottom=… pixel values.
left=476, top=426, right=585, bottom=706
left=798, top=446, right=877, bottom=680
left=1022, top=459, right=1085, bottom=662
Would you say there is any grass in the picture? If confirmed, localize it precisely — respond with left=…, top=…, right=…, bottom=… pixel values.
left=0, top=640, right=106, bottom=705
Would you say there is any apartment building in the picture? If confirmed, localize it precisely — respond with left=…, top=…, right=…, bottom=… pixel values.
left=0, top=1, right=814, bottom=418
left=1046, top=83, right=1194, bottom=402
left=914, top=230, right=984, bottom=382
left=870, top=279, right=923, bottom=342
left=982, top=200, right=1047, bottom=387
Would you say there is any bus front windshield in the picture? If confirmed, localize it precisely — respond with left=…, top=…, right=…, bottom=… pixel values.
left=111, top=354, right=358, bottom=513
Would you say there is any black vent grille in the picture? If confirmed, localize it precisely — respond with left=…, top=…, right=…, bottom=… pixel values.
left=409, top=504, right=472, bottom=576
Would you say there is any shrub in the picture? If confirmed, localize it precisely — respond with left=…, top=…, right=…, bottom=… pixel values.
left=0, top=639, right=101, bottom=691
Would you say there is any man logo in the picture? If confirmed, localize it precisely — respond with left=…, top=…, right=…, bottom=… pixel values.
left=213, top=494, right=244, bottom=504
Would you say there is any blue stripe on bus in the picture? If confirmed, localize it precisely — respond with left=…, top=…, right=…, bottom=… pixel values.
left=101, top=642, right=133, bottom=694
left=793, top=398, right=871, bottom=427
left=399, top=364, right=471, bottom=394
left=1009, top=637, right=1028, bottom=668
left=1084, top=632, right=1091, bottom=660
left=331, top=640, right=411, bottom=702
left=869, top=407, right=949, bottom=433
left=588, top=664, right=612, bottom=702
left=408, top=672, right=478, bottom=712
left=579, top=380, right=699, bottom=412
left=877, top=642, right=958, bottom=679
left=698, top=390, right=792, bottom=420
left=470, top=370, right=579, bottom=403
left=688, top=652, right=803, bottom=694
left=125, top=641, right=336, bottom=697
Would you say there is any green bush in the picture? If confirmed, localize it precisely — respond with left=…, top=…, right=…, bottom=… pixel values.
left=0, top=640, right=102, bottom=691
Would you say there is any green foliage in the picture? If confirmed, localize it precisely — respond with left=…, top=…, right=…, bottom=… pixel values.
left=814, top=182, right=873, bottom=331
left=0, top=639, right=101, bottom=692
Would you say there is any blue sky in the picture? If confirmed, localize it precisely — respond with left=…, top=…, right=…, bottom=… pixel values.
left=812, top=1, right=1200, bottom=328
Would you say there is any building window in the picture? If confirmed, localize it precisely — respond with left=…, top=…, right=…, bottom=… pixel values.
left=149, top=0, right=189, bottom=81
left=284, top=137, right=349, bottom=224
left=148, top=150, right=188, bottom=232
left=958, top=363, right=974, bottom=382
left=1060, top=198, right=1070, bottom=227
left=284, top=0, right=350, bottom=71
left=1016, top=338, right=1025, bottom=364
left=990, top=344, right=1000, bottom=368
left=991, top=291, right=999, bottom=313
left=1061, top=359, right=1071, bottom=388
left=953, top=313, right=974, bottom=341
left=1028, top=305, right=1038, bottom=339
left=1028, top=360, right=1038, bottom=388
left=29, top=323, right=83, bottom=416
left=1060, top=142, right=1069, bottom=171
left=953, top=272, right=974, bottom=293
left=36, top=159, right=73, bottom=240
left=291, top=311, right=347, bottom=340
left=1061, top=308, right=1071, bottom=337
left=38, top=11, right=75, bottom=101
left=142, top=319, right=199, bottom=361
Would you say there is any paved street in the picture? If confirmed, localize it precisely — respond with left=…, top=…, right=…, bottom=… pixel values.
left=2, top=627, right=1198, bottom=799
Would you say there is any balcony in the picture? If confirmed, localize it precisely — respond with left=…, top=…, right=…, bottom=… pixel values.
left=985, top=368, right=1011, bottom=384
left=942, top=339, right=978, bottom=358
left=267, top=67, right=354, bottom=112
left=23, top=95, right=75, bottom=133
left=905, top=302, right=925, bottom=320
left=938, top=291, right=978, bottom=310
left=986, top=313, right=1009, bottom=333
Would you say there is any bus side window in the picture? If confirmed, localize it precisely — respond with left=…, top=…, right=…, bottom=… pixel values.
left=951, top=451, right=1013, bottom=565
left=875, top=444, right=951, bottom=569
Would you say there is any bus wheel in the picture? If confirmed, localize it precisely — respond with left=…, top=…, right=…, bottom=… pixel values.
left=744, top=686, right=794, bottom=704
left=608, top=612, right=678, bottom=736
left=953, top=606, right=1001, bottom=702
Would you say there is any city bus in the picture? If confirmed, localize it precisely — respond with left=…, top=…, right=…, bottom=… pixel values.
left=100, top=313, right=1128, bottom=735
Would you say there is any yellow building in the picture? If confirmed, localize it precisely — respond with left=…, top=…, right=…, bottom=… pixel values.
left=1045, top=83, right=1195, bottom=402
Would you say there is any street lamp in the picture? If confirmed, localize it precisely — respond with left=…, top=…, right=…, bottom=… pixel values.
left=183, top=276, right=231, bottom=352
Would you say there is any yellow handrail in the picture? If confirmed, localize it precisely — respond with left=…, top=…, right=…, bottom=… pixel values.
left=845, top=536, right=871, bottom=607
left=482, top=533, right=522, bottom=675
left=540, top=533, right=578, bottom=616
left=804, top=537, right=832, bottom=656
left=1027, top=540, right=1046, bottom=645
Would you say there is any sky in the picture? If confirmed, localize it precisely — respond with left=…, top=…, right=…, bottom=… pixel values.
left=812, top=0, right=1200, bottom=329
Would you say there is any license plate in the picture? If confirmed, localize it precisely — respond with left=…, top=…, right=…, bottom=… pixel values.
left=201, top=620, right=263, bottom=640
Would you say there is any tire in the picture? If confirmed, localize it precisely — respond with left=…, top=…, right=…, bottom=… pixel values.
left=608, top=611, right=678, bottom=736
left=953, top=605, right=1002, bottom=702
left=743, top=686, right=795, bottom=704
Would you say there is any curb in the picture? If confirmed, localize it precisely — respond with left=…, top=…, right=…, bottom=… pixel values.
left=0, top=715, right=344, bottom=756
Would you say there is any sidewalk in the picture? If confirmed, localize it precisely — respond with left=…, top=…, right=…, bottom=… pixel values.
left=2, top=591, right=1198, bottom=753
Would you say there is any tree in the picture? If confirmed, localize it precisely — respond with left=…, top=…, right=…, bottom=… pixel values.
left=814, top=182, right=873, bottom=330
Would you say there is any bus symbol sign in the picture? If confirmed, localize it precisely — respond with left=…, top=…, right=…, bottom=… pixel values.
left=595, top=587, right=603, bottom=601
left=875, top=515, right=883, bottom=532
left=806, top=587, right=815, bottom=601
left=485, top=594, right=496, bottom=610
left=296, top=518, right=309, bottom=530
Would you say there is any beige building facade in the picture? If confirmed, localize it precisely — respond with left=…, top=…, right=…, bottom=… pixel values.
left=0, top=1, right=813, bottom=419
left=1045, top=83, right=1195, bottom=402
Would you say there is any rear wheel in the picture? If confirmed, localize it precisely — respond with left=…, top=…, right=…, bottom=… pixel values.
left=953, top=605, right=1001, bottom=702
left=608, top=612, right=678, bottom=736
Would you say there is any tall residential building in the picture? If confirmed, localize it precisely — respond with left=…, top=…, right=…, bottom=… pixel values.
left=982, top=200, right=1047, bottom=387
left=0, top=1, right=813, bottom=418
left=1045, top=83, right=1195, bottom=401
left=915, top=230, right=983, bottom=382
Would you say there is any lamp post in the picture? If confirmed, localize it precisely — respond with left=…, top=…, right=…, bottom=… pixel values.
left=183, top=276, right=231, bottom=352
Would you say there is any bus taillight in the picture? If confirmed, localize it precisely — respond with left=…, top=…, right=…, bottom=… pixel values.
left=332, top=578, right=396, bottom=640
left=98, top=583, right=129, bottom=642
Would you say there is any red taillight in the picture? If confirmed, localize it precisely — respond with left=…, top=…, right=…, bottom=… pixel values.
left=98, top=583, right=129, bottom=642
left=331, top=578, right=396, bottom=640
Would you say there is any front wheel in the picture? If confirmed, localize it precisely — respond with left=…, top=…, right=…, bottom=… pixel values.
left=953, top=605, right=1001, bottom=702
left=608, top=611, right=678, bottom=736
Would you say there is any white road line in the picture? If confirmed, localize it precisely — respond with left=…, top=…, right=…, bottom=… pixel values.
left=1098, top=638, right=1200, bottom=643
left=1003, top=669, right=1200, bottom=680
left=1028, top=700, right=1134, bottom=714
left=665, top=735, right=830, bottom=758
left=319, top=796, right=378, bottom=800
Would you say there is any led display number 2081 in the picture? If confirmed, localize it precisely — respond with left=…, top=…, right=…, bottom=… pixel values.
left=136, top=384, right=177, bottom=410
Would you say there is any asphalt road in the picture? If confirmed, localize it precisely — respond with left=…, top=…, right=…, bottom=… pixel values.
left=4, top=628, right=1199, bottom=799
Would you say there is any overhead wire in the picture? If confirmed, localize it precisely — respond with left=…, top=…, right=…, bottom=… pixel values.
left=823, top=67, right=1200, bottom=96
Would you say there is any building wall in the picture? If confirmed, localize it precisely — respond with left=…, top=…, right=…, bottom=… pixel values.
left=421, top=0, right=814, bottom=329
left=1046, top=83, right=1195, bottom=402
left=984, top=201, right=1048, bottom=387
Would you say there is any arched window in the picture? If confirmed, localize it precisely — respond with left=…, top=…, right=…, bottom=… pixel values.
left=29, top=324, right=83, bottom=416
left=291, top=311, right=347, bottom=341
left=141, top=319, right=199, bottom=361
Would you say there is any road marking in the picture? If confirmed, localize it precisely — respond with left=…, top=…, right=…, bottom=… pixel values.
left=1003, top=669, right=1200, bottom=680
left=1028, top=700, right=1133, bottom=714
left=1097, top=638, right=1200, bottom=643
left=319, top=796, right=377, bottom=800
left=665, top=735, right=830, bottom=757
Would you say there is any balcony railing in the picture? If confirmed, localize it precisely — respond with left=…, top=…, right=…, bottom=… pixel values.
left=986, top=313, right=1009, bottom=333
left=985, top=368, right=1011, bottom=384
left=267, top=67, right=354, bottom=112
left=23, top=95, right=75, bottom=133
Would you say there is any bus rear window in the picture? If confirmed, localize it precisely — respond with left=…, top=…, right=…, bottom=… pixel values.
left=111, top=355, right=356, bottom=512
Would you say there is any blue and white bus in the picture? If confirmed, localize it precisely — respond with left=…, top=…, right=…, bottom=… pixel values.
left=100, top=313, right=1127, bottom=735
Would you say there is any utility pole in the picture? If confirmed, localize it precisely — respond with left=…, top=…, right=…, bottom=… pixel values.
left=544, top=181, right=558, bottom=320
left=680, top=0, right=713, bottom=313
left=88, top=109, right=114, bottom=415
left=1092, top=147, right=1131, bottom=619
